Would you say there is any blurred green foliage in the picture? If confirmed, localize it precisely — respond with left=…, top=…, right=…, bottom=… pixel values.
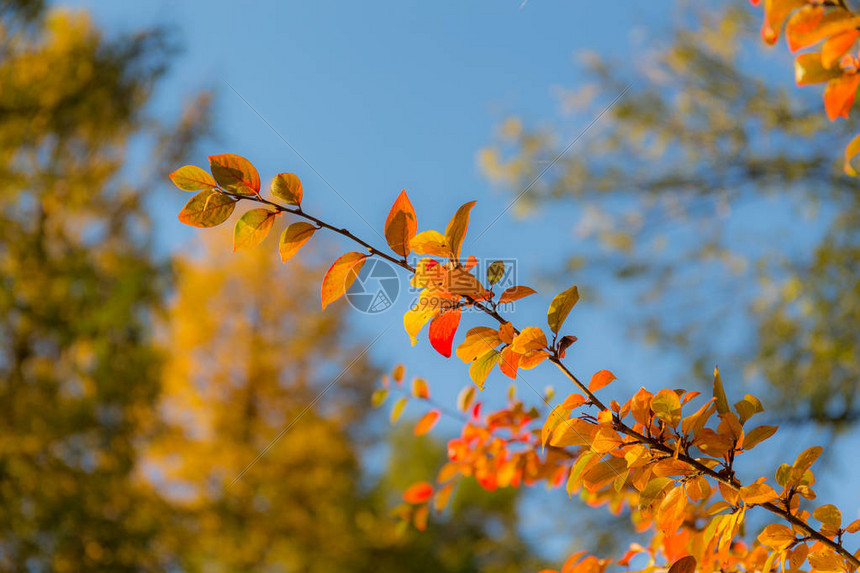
left=480, top=5, right=860, bottom=428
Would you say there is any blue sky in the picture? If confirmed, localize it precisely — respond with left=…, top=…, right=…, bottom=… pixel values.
left=59, top=0, right=860, bottom=559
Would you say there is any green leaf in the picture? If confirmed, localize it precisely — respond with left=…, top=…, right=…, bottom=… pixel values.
left=170, top=165, right=218, bottom=191
left=178, top=190, right=236, bottom=228
left=233, top=209, right=276, bottom=252
left=487, top=260, right=505, bottom=285
left=547, top=285, right=579, bottom=334
left=469, top=349, right=499, bottom=389
left=209, top=153, right=260, bottom=195
left=279, top=222, right=316, bottom=262
left=271, top=173, right=303, bottom=205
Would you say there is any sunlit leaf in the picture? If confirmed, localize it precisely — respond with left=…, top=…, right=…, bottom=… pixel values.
left=279, top=222, right=316, bottom=262
left=498, top=321, right=515, bottom=344
left=813, top=504, right=842, bottom=528
left=582, top=457, right=627, bottom=493
left=209, top=153, right=260, bottom=195
left=233, top=208, right=276, bottom=252
left=321, top=252, right=368, bottom=309
left=410, top=230, right=453, bottom=258
left=428, top=309, right=461, bottom=358
left=498, top=285, right=537, bottom=304
left=743, top=425, right=778, bottom=450
left=178, top=190, right=236, bottom=228
left=758, top=523, right=795, bottom=549
left=740, top=482, right=779, bottom=505
left=795, top=52, right=842, bottom=85
left=651, top=388, right=682, bottom=428
left=549, top=418, right=597, bottom=447
left=469, top=349, right=499, bottom=389
left=792, top=445, right=823, bottom=472
left=170, top=165, right=218, bottom=191
left=638, top=477, right=673, bottom=511
left=403, top=481, right=434, bottom=504
left=822, top=30, right=860, bottom=68
left=734, top=394, right=764, bottom=424
left=414, top=410, right=440, bottom=436
left=384, top=190, right=417, bottom=257
left=807, top=550, right=844, bottom=572
left=456, top=327, right=502, bottom=362
left=656, top=485, right=687, bottom=533
left=785, top=5, right=860, bottom=52
left=444, top=200, right=476, bottom=260
left=519, top=349, right=549, bottom=369
left=713, top=365, right=729, bottom=415
left=498, top=346, right=520, bottom=379
left=433, top=483, right=454, bottom=513
left=487, top=260, right=505, bottom=285
left=511, top=326, right=547, bottom=353
left=547, top=285, right=579, bottom=334
left=824, top=73, right=860, bottom=121
left=588, top=370, right=616, bottom=393
left=270, top=172, right=303, bottom=205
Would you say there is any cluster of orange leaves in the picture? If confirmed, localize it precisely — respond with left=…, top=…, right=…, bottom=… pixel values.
left=169, top=154, right=860, bottom=572
left=752, top=0, right=860, bottom=173
left=381, top=362, right=860, bottom=573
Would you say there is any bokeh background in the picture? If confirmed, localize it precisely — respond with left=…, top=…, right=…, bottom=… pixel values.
left=2, top=0, right=859, bottom=570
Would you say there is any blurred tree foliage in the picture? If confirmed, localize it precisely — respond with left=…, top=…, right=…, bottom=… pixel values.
left=152, top=230, right=549, bottom=572
left=0, top=3, right=209, bottom=570
left=479, top=5, right=860, bottom=428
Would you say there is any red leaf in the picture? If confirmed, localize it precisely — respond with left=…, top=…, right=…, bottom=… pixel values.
left=428, top=309, right=461, bottom=358
left=403, top=481, right=434, bottom=504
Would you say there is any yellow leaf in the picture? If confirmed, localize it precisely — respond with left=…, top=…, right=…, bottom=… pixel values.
left=518, top=349, right=548, bottom=369
left=758, top=523, right=795, bottom=549
left=178, top=190, right=236, bottom=228
left=456, top=386, right=476, bottom=412
left=384, top=190, right=417, bottom=257
left=208, top=153, right=260, bottom=195
left=845, top=133, right=860, bottom=176
left=411, top=230, right=452, bottom=258
left=321, top=252, right=368, bottom=309
left=511, top=326, right=547, bottom=353
left=278, top=222, right=316, bottom=262
left=412, top=377, right=430, bottom=399
left=403, top=294, right=441, bottom=345
left=390, top=397, right=407, bottom=423
left=455, top=327, right=502, bottom=362
left=547, top=285, right=579, bottom=334
left=270, top=172, right=303, bottom=205
left=233, top=208, right=276, bottom=252
left=713, top=365, right=729, bottom=415
left=651, top=388, right=682, bottom=428
left=170, top=165, right=218, bottom=191
left=807, top=550, right=844, bottom=572
left=444, top=200, right=476, bottom=260
left=469, top=349, right=499, bottom=389
left=371, top=389, right=388, bottom=408
left=739, top=482, right=779, bottom=505
left=549, top=418, right=597, bottom=447
left=582, top=457, right=627, bottom=493
left=813, top=504, right=842, bottom=529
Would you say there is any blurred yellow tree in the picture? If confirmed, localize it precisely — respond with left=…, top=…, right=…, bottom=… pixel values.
left=151, top=229, right=549, bottom=572
left=0, top=3, right=209, bottom=570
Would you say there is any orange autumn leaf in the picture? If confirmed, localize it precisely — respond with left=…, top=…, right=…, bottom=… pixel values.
left=824, top=73, right=860, bottom=120
left=498, top=346, right=520, bottom=379
left=498, top=285, right=537, bottom=304
left=279, top=222, right=316, bottom=262
left=739, top=482, right=779, bottom=505
left=320, top=252, right=368, bottom=309
left=822, top=29, right=860, bottom=68
left=403, top=481, right=434, bottom=504
left=445, top=200, right=476, bottom=260
left=209, top=153, right=260, bottom=195
left=414, top=410, right=440, bottom=436
left=511, top=326, right=548, bottom=353
left=384, top=190, right=417, bottom=257
left=588, top=370, right=616, bottom=393
left=178, top=190, right=236, bottom=228
left=270, top=172, right=303, bottom=205
left=412, top=377, right=430, bottom=399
